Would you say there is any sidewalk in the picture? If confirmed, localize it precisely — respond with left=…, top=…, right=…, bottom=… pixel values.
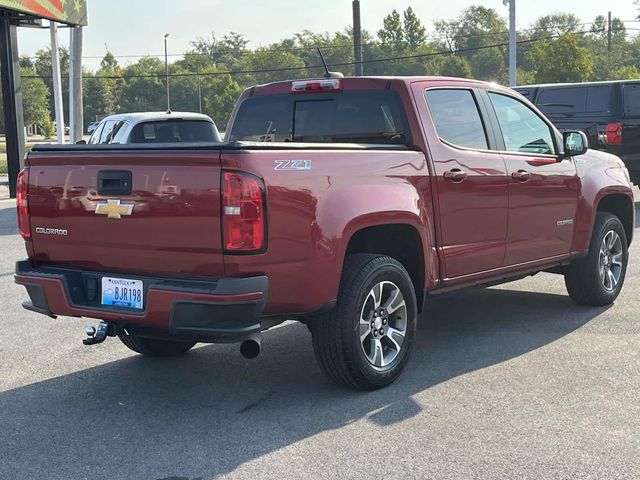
left=0, top=175, right=9, bottom=199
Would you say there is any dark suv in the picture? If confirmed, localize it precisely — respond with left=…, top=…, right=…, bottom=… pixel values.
left=515, top=80, right=640, bottom=183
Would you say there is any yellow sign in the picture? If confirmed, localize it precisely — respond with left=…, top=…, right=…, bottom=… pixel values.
left=0, top=0, right=87, bottom=26
left=95, top=200, right=134, bottom=220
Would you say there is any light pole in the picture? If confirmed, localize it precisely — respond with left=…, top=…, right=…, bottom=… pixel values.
left=352, top=0, right=363, bottom=76
left=164, top=33, right=170, bottom=112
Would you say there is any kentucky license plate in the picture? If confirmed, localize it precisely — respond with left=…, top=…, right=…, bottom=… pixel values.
left=101, top=277, right=144, bottom=310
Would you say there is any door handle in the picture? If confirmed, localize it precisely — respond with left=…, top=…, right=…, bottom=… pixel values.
left=512, top=170, right=531, bottom=182
left=443, top=169, right=467, bottom=182
left=98, top=170, right=132, bottom=196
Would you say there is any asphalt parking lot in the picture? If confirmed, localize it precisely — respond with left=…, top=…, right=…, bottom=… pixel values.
left=0, top=197, right=639, bottom=480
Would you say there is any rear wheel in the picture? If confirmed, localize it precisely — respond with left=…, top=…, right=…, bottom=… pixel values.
left=118, top=334, right=196, bottom=357
left=564, top=212, right=628, bottom=306
left=311, top=254, right=417, bottom=390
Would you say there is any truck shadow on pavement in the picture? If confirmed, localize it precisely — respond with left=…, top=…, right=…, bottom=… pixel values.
left=0, top=201, right=16, bottom=236
left=0, top=286, right=607, bottom=480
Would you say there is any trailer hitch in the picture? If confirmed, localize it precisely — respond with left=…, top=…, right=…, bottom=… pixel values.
left=83, top=321, right=115, bottom=345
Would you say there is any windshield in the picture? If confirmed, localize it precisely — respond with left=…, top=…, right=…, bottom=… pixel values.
left=229, top=90, right=411, bottom=145
left=129, top=120, right=220, bottom=143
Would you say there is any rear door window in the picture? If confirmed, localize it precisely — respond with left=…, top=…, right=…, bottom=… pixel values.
left=623, top=84, right=640, bottom=115
left=537, top=87, right=587, bottom=114
left=425, top=89, right=488, bottom=150
left=586, top=86, right=611, bottom=113
left=489, top=92, right=556, bottom=155
left=229, top=90, right=411, bottom=145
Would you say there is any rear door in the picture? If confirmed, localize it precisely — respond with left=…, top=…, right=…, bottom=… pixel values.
left=26, top=148, right=225, bottom=278
left=484, top=91, right=579, bottom=265
left=416, top=84, right=509, bottom=279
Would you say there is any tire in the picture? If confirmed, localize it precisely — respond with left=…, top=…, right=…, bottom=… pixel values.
left=118, top=334, right=196, bottom=357
left=564, top=212, right=628, bottom=306
left=311, top=254, right=418, bottom=390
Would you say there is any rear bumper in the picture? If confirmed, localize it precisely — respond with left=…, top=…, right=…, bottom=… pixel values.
left=15, top=260, right=267, bottom=342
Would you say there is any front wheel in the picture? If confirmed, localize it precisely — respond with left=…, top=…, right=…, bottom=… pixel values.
left=118, top=334, right=196, bottom=357
left=311, top=254, right=418, bottom=390
left=564, top=212, right=628, bottom=306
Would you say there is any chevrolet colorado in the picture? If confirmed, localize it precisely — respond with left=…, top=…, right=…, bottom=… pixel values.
left=15, top=77, right=634, bottom=390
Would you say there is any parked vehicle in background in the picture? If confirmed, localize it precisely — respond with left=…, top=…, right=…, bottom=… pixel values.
left=515, top=80, right=640, bottom=184
left=15, top=76, right=634, bottom=390
left=87, top=112, right=222, bottom=145
left=87, top=121, right=99, bottom=134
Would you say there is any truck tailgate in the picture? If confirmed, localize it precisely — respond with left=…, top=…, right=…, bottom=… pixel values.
left=26, top=150, right=225, bottom=278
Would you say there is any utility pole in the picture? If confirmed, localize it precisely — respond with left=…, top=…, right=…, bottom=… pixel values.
left=69, top=26, right=83, bottom=143
left=164, top=33, right=171, bottom=112
left=50, top=22, right=65, bottom=144
left=508, top=0, right=516, bottom=87
left=197, top=63, right=202, bottom=113
left=352, top=0, right=363, bottom=76
left=0, top=10, right=26, bottom=197
left=607, top=11, right=612, bottom=52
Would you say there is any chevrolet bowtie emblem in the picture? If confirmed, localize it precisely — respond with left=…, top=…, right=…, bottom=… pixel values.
left=95, top=199, right=134, bottom=219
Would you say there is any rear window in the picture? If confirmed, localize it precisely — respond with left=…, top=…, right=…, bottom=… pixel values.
left=624, top=84, right=640, bottom=115
left=229, top=90, right=411, bottom=145
left=129, top=121, right=218, bottom=143
left=537, top=87, right=587, bottom=114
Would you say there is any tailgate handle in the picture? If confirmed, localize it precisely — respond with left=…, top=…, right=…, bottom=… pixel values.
left=98, top=170, right=132, bottom=196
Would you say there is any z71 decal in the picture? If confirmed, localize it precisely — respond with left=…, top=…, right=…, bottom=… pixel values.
left=274, top=160, right=312, bottom=171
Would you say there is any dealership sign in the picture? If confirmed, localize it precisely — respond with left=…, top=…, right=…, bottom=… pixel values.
left=0, top=0, right=87, bottom=26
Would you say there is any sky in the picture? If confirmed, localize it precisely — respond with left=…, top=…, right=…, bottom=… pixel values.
left=15, top=0, right=640, bottom=70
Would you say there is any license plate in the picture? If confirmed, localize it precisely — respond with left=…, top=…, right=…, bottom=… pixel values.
left=101, top=277, right=144, bottom=310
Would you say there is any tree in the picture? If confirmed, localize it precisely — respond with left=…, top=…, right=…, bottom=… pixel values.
left=34, top=47, right=70, bottom=121
left=434, top=6, right=508, bottom=81
left=439, top=56, right=473, bottom=78
left=527, top=33, right=593, bottom=83
left=378, top=9, right=403, bottom=48
left=610, top=65, right=640, bottom=80
left=403, top=7, right=426, bottom=49
left=119, top=57, right=166, bottom=112
left=529, top=13, right=582, bottom=39
left=83, top=52, right=123, bottom=125
left=20, top=67, right=50, bottom=129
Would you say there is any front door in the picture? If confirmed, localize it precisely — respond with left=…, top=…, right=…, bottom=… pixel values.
left=484, top=91, right=580, bottom=265
left=415, top=85, right=509, bottom=279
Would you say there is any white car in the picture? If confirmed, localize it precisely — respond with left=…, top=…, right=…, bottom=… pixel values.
left=86, top=112, right=221, bottom=145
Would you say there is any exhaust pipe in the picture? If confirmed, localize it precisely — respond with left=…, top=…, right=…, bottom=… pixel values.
left=240, top=334, right=261, bottom=359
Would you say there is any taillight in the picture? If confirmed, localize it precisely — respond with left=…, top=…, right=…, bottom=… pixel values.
left=291, top=78, right=343, bottom=94
left=222, top=171, right=266, bottom=253
left=16, top=169, right=31, bottom=239
left=605, top=122, right=623, bottom=145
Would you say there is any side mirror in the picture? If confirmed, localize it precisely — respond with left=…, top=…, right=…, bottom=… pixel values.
left=76, top=140, right=87, bottom=145
left=563, top=131, right=588, bottom=157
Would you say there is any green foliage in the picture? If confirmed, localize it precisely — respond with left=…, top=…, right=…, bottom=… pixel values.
left=3, top=5, right=640, bottom=137
left=438, top=56, right=473, bottom=78
left=610, top=65, right=640, bottom=80
left=20, top=67, right=50, bottom=128
left=41, top=118, right=55, bottom=139
left=527, top=33, right=593, bottom=83
left=34, top=47, right=70, bottom=121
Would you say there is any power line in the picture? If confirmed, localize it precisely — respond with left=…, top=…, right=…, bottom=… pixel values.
left=22, top=30, right=597, bottom=82
left=21, top=19, right=634, bottom=63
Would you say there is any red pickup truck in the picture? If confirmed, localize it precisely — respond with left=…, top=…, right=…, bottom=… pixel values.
left=15, top=76, right=634, bottom=390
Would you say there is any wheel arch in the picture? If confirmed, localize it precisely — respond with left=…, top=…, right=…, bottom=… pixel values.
left=344, top=222, right=427, bottom=312
left=596, top=193, right=634, bottom=246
